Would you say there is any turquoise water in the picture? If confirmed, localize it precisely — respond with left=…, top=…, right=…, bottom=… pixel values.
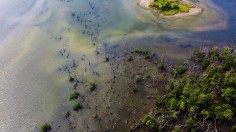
left=0, top=0, right=235, bottom=131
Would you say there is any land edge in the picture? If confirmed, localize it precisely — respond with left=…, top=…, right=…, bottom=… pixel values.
left=139, top=0, right=203, bottom=19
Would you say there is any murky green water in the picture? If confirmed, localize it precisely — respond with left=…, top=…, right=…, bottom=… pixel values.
left=0, top=0, right=235, bottom=131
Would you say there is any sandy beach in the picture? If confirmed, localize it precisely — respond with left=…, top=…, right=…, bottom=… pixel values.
left=139, top=0, right=202, bottom=18
left=139, top=0, right=154, bottom=8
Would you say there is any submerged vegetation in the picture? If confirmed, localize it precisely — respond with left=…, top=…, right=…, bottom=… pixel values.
left=149, top=0, right=194, bottom=15
left=135, top=47, right=236, bottom=131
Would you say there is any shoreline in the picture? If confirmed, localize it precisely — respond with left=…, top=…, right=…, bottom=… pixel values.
left=139, top=0, right=202, bottom=19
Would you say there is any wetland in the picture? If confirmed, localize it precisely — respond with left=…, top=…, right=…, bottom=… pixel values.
left=0, top=0, right=236, bottom=131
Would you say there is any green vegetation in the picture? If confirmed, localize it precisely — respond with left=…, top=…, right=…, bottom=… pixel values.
left=135, top=75, right=142, bottom=83
left=69, top=91, right=79, bottom=100
left=89, top=82, right=97, bottom=91
left=149, top=0, right=194, bottom=15
left=92, top=113, right=98, bottom=119
left=172, top=63, right=188, bottom=76
left=133, top=48, right=151, bottom=60
left=73, top=101, right=82, bottom=111
left=128, top=56, right=133, bottom=61
left=133, top=48, right=149, bottom=55
left=69, top=75, right=74, bottom=82
left=138, top=47, right=236, bottom=131
left=40, top=122, right=51, bottom=132
left=158, top=62, right=166, bottom=71
left=138, top=115, right=159, bottom=130
left=232, top=124, right=236, bottom=131
left=64, top=111, right=71, bottom=118
left=105, top=57, right=110, bottom=62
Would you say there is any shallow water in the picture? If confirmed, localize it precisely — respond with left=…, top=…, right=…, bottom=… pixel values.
left=0, top=0, right=236, bottom=131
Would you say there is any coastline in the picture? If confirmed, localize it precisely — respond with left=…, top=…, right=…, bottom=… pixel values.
left=139, top=0, right=202, bottom=19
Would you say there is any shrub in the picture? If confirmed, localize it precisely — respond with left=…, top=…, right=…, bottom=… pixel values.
left=90, top=82, right=97, bottom=91
left=172, top=125, right=181, bottom=132
left=69, top=75, right=74, bottom=82
left=64, top=111, right=70, bottom=118
left=105, top=57, right=110, bottom=62
left=186, top=118, right=199, bottom=129
left=133, top=87, right=139, bottom=92
left=168, top=98, right=178, bottom=110
left=171, top=111, right=180, bottom=120
left=222, top=47, right=235, bottom=70
left=40, top=122, right=51, bottom=132
left=209, top=47, right=220, bottom=60
left=174, top=64, right=188, bottom=76
left=73, top=101, right=82, bottom=111
left=134, top=48, right=149, bottom=55
left=128, top=56, right=133, bottom=61
left=135, top=75, right=142, bottom=83
left=179, top=101, right=185, bottom=110
left=201, top=110, right=210, bottom=119
left=214, top=104, right=233, bottom=120
left=224, top=70, right=236, bottom=87
left=92, top=113, right=98, bottom=119
left=159, top=62, right=166, bottom=71
left=221, top=87, right=236, bottom=103
left=145, top=55, right=150, bottom=59
left=143, top=116, right=158, bottom=130
left=154, top=60, right=158, bottom=64
left=222, top=54, right=235, bottom=70
left=231, top=124, right=236, bottom=131
left=156, top=97, right=163, bottom=105
left=192, top=49, right=205, bottom=62
left=202, top=58, right=210, bottom=70
left=69, top=91, right=79, bottom=100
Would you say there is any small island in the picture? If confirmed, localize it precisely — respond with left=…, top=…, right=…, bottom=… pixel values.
left=140, top=0, right=202, bottom=18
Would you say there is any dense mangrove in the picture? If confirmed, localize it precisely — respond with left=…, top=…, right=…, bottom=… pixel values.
left=122, top=47, right=236, bottom=131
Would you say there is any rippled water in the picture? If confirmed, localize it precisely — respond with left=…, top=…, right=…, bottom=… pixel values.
left=0, top=0, right=235, bottom=131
